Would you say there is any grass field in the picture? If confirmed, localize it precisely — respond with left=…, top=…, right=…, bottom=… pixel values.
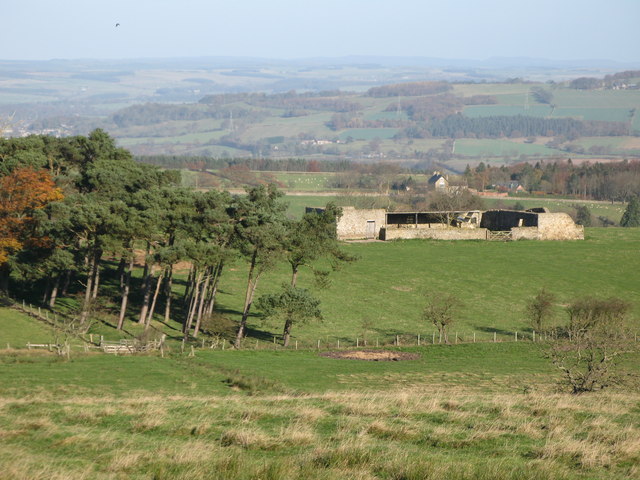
left=1, top=331, right=638, bottom=479
left=272, top=172, right=336, bottom=191
left=1, top=227, right=639, bottom=479
left=453, top=138, right=566, bottom=157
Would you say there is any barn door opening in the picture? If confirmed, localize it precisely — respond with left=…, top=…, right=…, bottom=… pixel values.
left=366, top=221, right=376, bottom=239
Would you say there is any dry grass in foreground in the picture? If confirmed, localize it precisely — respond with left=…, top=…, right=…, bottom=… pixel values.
left=0, top=389, right=638, bottom=479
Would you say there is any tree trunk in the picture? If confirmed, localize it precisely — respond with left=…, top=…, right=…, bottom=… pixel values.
left=205, top=261, right=224, bottom=316
left=283, top=318, right=293, bottom=347
left=291, top=265, right=299, bottom=288
left=89, top=248, right=102, bottom=301
left=49, top=275, right=60, bottom=308
left=163, top=267, right=173, bottom=323
left=117, top=255, right=127, bottom=288
left=184, top=271, right=203, bottom=337
left=60, top=270, right=72, bottom=296
left=138, top=266, right=155, bottom=324
left=91, top=261, right=100, bottom=300
left=0, top=264, right=9, bottom=294
left=42, top=277, right=51, bottom=304
left=117, top=254, right=134, bottom=330
left=141, top=242, right=151, bottom=291
left=183, top=265, right=195, bottom=306
left=79, top=253, right=95, bottom=325
left=145, top=270, right=165, bottom=328
left=236, top=250, right=260, bottom=347
left=193, top=270, right=211, bottom=338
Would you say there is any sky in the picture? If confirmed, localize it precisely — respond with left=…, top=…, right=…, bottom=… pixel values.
left=2, top=0, right=640, bottom=63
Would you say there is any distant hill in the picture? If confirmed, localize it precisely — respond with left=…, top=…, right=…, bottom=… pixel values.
left=1, top=58, right=639, bottom=166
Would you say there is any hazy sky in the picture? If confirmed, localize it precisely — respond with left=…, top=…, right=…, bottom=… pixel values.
left=3, top=0, right=639, bottom=62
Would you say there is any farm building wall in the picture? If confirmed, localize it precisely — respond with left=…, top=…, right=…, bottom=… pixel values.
left=381, top=226, right=488, bottom=241
left=312, top=206, right=584, bottom=241
left=335, top=207, right=386, bottom=240
left=536, top=213, right=584, bottom=240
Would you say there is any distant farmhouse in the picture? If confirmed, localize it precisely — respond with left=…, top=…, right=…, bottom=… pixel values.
left=427, top=171, right=468, bottom=194
left=307, top=206, right=584, bottom=242
left=427, top=172, right=449, bottom=192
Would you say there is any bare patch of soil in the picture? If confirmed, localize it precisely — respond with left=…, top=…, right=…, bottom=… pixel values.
left=391, top=285, right=413, bottom=292
left=320, top=350, right=420, bottom=362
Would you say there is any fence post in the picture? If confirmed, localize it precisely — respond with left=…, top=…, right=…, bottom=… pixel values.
left=455, top=332, right=458, bottom=344
left=473, top=332, right=476, bottom=343
left=494, top=331, right=497, bottom=343
left=356, top=338, right=359, bottom=347
left=376, top=338, right=379, bottom=347
left=317, top=339, right=320, bottom=350
left=417, top=334, right=420, bottom=346
left=337, top=339, right=340, bottom=349
left=515, top=331, right=518, bottom=342
left=222, top=339, right=225, bottom=350
left=295, top=340, right=298, bottom=350
left=533, top=331, right=536, bottom=342
left=433, top=332, right=435, bottom=344
left=396, top=335, right=399, bottom=346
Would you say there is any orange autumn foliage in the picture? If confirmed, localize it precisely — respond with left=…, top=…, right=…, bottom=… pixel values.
left=0, top=167, right=64, bottom=264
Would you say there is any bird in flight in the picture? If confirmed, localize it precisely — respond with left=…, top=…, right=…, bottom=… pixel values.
left=115, top=23, right=120, bottom=27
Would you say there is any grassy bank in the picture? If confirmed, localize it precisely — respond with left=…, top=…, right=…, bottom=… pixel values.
left=0, top=343, right=638, bottom=479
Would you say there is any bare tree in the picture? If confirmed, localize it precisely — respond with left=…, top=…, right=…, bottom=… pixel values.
left=526, top=287, right=556, bottom=333
left=422, top=292, right=458, bottom=344
left=549, top=296, right=634, bottom=394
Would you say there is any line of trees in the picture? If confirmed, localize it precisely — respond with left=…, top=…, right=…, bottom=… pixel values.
left=401, top=114, right=628, bottom=140
left=465, top=159, right=640, bottom=201
left=0, top=131, right=353, bottom=345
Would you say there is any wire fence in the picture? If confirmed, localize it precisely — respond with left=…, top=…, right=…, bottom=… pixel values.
left=7, top=300, right=639, bottom=354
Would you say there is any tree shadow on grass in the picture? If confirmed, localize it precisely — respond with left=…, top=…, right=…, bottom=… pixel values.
left=474, top=326, right=518, bottom=336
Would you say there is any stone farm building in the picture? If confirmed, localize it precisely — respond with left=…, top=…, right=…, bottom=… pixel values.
left=307, top=206, right=584, bottom=241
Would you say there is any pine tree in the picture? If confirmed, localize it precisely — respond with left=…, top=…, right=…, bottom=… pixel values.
left=620, top=196, right=640, bottom=227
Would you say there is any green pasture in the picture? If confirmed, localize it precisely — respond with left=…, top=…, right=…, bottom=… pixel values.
left=240, top=112, right=335, bottom=141
left=338, top=128, right=400, bottom=141
left=0, top=307, right=55, bottom=347
left=116, top=129, right=227, bottom=147
left=552, top=107, right=632, bottom=123
left=2, top=227, right=640, bottom=480
left=283, top=194, right=339, bottom=218
left=453, top=138, right=565, bottom=157
left=551, top=89, right=640, bottom=109
left=464, top=105, right=552, bottom=118
left=209, top=228, right=640, bottom=346
left=463, top=104, right=633, bottom=123
left=0, top=342, right=552, bottom=398
left=271, top=172, right=336, bottom=191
